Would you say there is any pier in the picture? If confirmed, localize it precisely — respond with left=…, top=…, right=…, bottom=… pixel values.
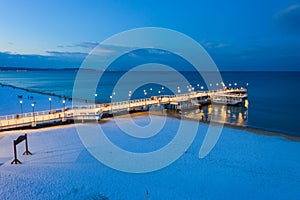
left=0, top=88, right=247, bottom=131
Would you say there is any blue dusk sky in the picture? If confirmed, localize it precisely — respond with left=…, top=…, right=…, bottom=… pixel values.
left=0, top=0, right=300, bottom=71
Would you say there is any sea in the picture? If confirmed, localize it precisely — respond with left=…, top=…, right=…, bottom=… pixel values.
left=0, top=70, right=299, bottom=137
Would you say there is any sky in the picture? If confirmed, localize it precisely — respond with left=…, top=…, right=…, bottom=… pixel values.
left=0, top=0, right=300, bottom=71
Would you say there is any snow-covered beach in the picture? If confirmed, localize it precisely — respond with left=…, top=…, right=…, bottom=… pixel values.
left=1, top=86, right=300, bottom=199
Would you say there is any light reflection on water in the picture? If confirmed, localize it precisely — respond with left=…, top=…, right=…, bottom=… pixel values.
left=181, top=101, right=248, bottom=127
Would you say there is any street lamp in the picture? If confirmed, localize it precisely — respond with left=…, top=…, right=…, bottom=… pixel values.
left=161, top=87, right=164, bottom=95
left=144, top=90, right=147, bottom=106
left=62, top=99, right=66, bottom=119
left=95, top=93, right=98, bottom=97
left=19, top=100, right=23, bottom=114
left=128, top=91, right=132, bottom=109
left=110, top=95, right=113, bottom=113
left=62, top=99, right=66, bottom=109
left=31, top=103, right=35, bottom=122
left=48, top=97, right=52, bottom=111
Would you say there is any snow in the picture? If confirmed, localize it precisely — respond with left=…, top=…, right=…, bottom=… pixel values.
left=1, top=86, right=300, bottom=199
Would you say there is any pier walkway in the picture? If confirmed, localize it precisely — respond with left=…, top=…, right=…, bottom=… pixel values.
left=0, top=88, right=247, bottom=131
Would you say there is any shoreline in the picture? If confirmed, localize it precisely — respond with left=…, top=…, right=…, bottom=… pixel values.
left=149, top=111, right=300, bottom=142
left=88, top=111, right=300, bottom=142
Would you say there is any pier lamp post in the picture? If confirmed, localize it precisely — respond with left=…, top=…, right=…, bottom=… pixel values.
left=200, top=86, right=204, bottom=91
left=62, top=99, right=66, bottom=109
left=149, top=88, right=152, bottom=97
left=161, top=87, right=164, bottom=95
left=62, top=99, right=66, bottom=116
left=177, top=88, right=181, bottom=103
left=144, top=90, right=147, bottom=106
left=94, top=93, right=98, bottom=103
left=19, top=100, right=23, bottom=114
left=246, top=83, right=249, bottom=87
left=234, top=83, right=237, bottom=87
left=229, top=83, right=232, bottom=87
left=197, top=84, right=200, bottom=91
left=128, top=91, right=132, bottom=110
left=158, top=90, right=161, bottom=95
left=177, top=88, right=181, bottom=97
left=31, top=103, right=35, bottom=122
left=48, top=97, right=52, bottom=111
left=110, top=95, right=113, bottom=113
left=221, top=82, right=225, bottom=89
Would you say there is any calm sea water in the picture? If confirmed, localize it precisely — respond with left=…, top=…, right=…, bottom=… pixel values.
left=0, top=70, right=299, bottom=136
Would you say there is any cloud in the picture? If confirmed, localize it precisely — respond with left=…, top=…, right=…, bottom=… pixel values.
left=209, top=42, right=300, bottom=71
left=74, top=41, right=99, bottom=49
left=90, top=47, right=116, bottom=56
left=201, top=39, right=230, bottom=49
left=46, top=51, right=87, bottom=57
left=274, top=3, right=300, bottom=33
left=57, top=41, right=99, bottom=49
left=0, top=51, right=86, bottom=69
left=276, top=4, right=300, bottom=16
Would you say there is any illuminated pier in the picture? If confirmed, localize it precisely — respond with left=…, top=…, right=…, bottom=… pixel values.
left=0, top=88, right=247, bottom=131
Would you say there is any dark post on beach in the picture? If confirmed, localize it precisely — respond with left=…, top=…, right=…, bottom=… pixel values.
left=11, top=134, right=32, bottom=164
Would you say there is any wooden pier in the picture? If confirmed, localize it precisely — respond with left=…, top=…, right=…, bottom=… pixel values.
left=0, top=88, right=247, bottom=131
